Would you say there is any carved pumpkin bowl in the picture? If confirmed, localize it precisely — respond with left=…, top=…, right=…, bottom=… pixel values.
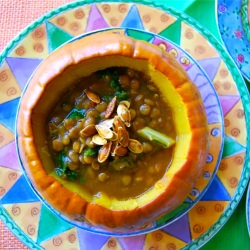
left=16, top=31, right=210, bottom=234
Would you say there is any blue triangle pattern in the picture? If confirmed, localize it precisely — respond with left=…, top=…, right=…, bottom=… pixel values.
left=77, top=228, right=110, bottom=250
left=201, top=175, right=231, bottom=201
left=0, top=97, right=20, bottom=133
left=197, top=57, right=221, bottom=81
left=6, top=57, right=42, bottom=90
left=0, top=175, right=40, bottom=204
left=162, top=214, right=191, bottom=243
left=121, top=5, right=144, bottom=30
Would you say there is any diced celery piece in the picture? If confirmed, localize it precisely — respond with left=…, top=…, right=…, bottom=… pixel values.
left=137, top=126, right=175, bottom=148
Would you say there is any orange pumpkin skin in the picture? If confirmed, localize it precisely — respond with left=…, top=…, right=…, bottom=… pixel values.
left=17, top=33, right=209, bottom=230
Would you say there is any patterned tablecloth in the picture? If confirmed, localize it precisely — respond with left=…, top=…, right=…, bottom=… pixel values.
left=0, top=0, right=249, bottom=249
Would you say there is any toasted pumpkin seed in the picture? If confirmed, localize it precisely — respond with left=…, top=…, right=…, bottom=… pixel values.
left=85, top=89, right=101, bottom=103
left=95, top=124, right=113, bottom=139
left=117, top=103, right=131, bottom=127
left=128, top=139, right=143, bottom=154
left=117, top=126, right=129, bottom=147
left=99, top=118, right=114, bottom=129
left=98, top=141, right=112, bottom=163
left=80, top=124, right=96, bottom=137
left=110, top=131, right=118, bottom=141
left=105, top=96, right=117, bottom=118
left=113, top=115, right=126, bottom=131
left=92, top=134, right=107, bottom=145
left=119, top=100, right=130, bottom=108
left=113, top=145, right=128, bottom=157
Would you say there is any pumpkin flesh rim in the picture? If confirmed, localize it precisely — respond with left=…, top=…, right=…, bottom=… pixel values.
left=16, top=33, right=209, bottom=227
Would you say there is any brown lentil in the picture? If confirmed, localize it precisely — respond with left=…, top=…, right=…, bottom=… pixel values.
left=68, top=150, right=79, bottom=163
left=98, top=172, right=109, bottom=182
left=139, top=104, right=151, bottom=116
left=52, top=138, right=64, bottom=151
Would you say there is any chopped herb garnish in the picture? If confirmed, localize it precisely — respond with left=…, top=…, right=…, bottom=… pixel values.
left=65, top=169, right=78, bottom=181
left=110, top=79, right=120, bottom=91
left=66, top=108, right=85, bottom=119
left=115, top=90, right=129, bottom=101
left=98, top=68, right=130, bottom=101
left=84, top=147, right=99, bottom=157
left=55, top=152, right=79, bottom=181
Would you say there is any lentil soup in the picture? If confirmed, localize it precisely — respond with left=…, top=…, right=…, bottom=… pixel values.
left=47, top=67, right=176, bottom=199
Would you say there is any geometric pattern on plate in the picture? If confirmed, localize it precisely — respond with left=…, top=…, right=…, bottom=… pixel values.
left=5, top=57, right=42, bottom=90
left=45, top=22, right=74, bottom=53
left=40, top=228, right=80, bottom=249
left=100, top=237, right=123, bottom=250
left=191, top=124, right=223, bottom=199
left=212, top=61, right=240, bottom=96
left=2, top=202, right=41, bottom=242
left=0, top=125, right=14, bottom=149
left=0, top=175, right=39, bottom=204
left=49, top=5, right=92, bottom=36
left=180, top=22, right=220, bottom=60
left=188, top=200, right=230, bottom=240
left=0, top=141, right=21, bottom=171
left=77, top=228, right=110, bottom=250
left=36, top=204, right=73, bottom=244
left=200, top=176, right=231, bottom=201
left=0, top=61, right=21, bottom=104
left=223, top=100, right=247, bottom=146
left=136, top=4, right=177, bottom=34
left=85, top=4, right=110, bottom=32
left=0, top=98, right=20, bottom=133
left=120, top=4, right=144, bottom=30
left=217, top=152, right=246, bottom=197
left=143, top=230, right=187, bottom=250
left=97, top=3, right=133, bottom=28
left=9, top=24, right=49, bottom=59
left=161, top=214, right=191, bottom=243
left=159, top=19, right=182, bottom=45
left=196, top=57, right=221, bottom=81
left=0, top=166, right=21, bottom=200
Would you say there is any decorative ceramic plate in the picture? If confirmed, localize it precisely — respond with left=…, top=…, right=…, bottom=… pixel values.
left=247, top=183, right=250, bottom=236
left=17, top=27, right=224, bottom=236
left=0, top=1, right=249, bottom=249
left=217, top=0, right=250, bottom=81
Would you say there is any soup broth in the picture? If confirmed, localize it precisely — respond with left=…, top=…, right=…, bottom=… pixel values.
left=47, top=67, right=176, bottom=199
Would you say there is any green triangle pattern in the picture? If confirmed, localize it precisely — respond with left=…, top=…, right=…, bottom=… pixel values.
left=184, top=0, right=221, bottom=41
left=46, top=21, right=73, bottom=53
left=222, top=135, right=245, bottom=158
left=158, top=20, right=182, bottom=45
left=126, top=29, right=155, bottom=42
left=37, top=204, right=73, bottom=244
left=163, top=0, right=197, bottom=12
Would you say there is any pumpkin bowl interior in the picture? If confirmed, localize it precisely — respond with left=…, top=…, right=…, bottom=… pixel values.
left=16, top=32, right=209, bottom=230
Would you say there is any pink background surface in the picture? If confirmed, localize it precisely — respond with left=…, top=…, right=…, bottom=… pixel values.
left=0, top=0, right=75, bottom=53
